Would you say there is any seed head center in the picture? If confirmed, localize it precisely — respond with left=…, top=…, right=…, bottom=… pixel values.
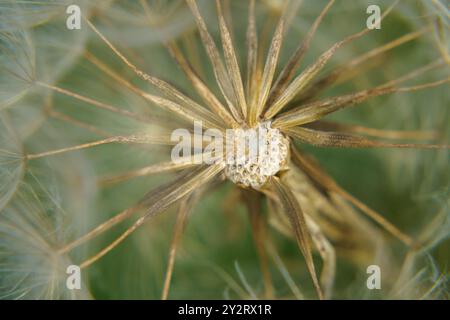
left=224, top=121, right=289, bottom=189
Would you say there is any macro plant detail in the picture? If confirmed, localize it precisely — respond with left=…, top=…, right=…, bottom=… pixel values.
left=223, top=121, right=290, bottom=189
left=0, top=0, right=449, bottom=300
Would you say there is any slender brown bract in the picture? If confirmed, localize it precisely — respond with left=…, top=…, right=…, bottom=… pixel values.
left=270, top=176, right=324, bottom=300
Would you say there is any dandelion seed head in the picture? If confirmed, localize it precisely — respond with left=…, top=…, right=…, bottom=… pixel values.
left=225, top=121, right=289, bottom=189
left=0, top=183, right=91, bottom=299
left=0, top=0, right=447, bottom=299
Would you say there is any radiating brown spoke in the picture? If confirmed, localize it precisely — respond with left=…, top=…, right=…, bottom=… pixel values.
left=269, top=176, right=324, bottom=300
left=284, top=127, right=449, bottom=149
left=99, top=163, right=190, bottom=186
left=58, top=204, right=143, bottom=255
left=246, top=0, right=258, bottom=114
left=78, top=164, right=224, bottom=269
left=263, top=1, right=400, bottom=119
left=166, top=43, right=238, bottom=128
left=304, top=121, right=438, bottom=141
left=242, top=189, right=274, bottom=299
left=267, top=0, right=335, bottom=107
left=98, top=156, right=206, bottom=186
left=36, top=82, right=148, bottom=123
left=83, top=51, right=224, bottom=130
left=216, top=0, right=248, bottom=119
left=26, top=134, right=172, bottom=160
left=251, top=6, right=287, bottom=125
left=84, top=18, right=225, bottom=129
left=186, top=0, right=243, bottom=123
left=48, top=110, right=110, bottom=137
left=290, top=147, right=416, bottom=247
left=273, top=77, right=450, bottom=128
left=296, top=28, right=428, bottom=103
left=162, top=191, right=201, bottom=300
